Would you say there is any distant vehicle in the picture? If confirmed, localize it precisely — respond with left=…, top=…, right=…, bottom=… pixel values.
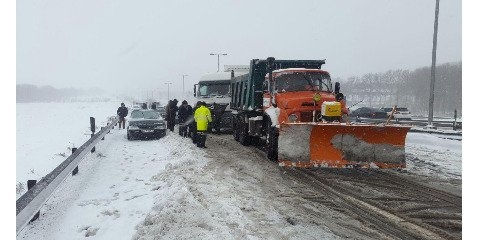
left=127, top=109, right=166, bottom=140
left=350, top=107, right=388, bottom=119
left=381, top=107, right=412, bottom=120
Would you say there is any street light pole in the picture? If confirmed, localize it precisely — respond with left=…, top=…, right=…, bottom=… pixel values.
left=164, top=82, right=172, bottom=101
left=181, top=74, right=188, bottom=99
left=210, top=53, right=227, bottom=72
left=428, top=0, right=440, bottom=128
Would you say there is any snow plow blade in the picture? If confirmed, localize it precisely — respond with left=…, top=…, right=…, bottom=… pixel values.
left=277, top=123, right=411, bottom=168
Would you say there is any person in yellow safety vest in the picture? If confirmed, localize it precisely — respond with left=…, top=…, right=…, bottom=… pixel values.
left=194, top=101, right=212, bottom=148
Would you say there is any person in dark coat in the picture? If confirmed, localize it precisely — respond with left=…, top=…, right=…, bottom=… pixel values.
left=212, top=102, right=227, bottom=134
left=165, top=100, right=172, bottom=123
left=178, top=100, right=193, bottom=137
left=166, top=99, right=179, bottom=131
left=117, top=102, right=128, bottom=129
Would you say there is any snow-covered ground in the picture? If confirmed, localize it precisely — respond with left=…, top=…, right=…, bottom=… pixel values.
left=16, top=102, right=462, bottom=239
left=405, top=132, right=462, bottom=181
left=16, top=101, right=122, bottom=198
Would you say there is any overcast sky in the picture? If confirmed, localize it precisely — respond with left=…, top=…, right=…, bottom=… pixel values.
left=16, top=0, right=461, bottom=97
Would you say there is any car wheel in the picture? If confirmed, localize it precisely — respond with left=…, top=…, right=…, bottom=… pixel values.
left=127, top=132, right=132, bottom=140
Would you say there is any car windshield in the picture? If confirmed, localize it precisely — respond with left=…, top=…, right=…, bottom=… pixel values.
left=396, top=108, right=409, bottom=111
left=275, top=72, right=332, bottom=92
left=131, top=110, right=160, bottom=119
left=199, top=83, right=230, bottom=97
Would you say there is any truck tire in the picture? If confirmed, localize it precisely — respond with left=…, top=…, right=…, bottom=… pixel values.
left=266, top=120, right=278, bottom=162
left=233, top=117, right=240, bottom=141
left=238, top=118, right=250, bottom=146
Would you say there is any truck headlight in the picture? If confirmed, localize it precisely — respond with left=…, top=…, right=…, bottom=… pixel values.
left=288, top=114, right=298, bottom=122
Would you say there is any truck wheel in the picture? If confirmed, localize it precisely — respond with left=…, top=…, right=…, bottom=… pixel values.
left=238, top=120, right=250, bottom=146
left=266, top=121, right=278, bottom=162
left=233, top=118, right=240, bottom=141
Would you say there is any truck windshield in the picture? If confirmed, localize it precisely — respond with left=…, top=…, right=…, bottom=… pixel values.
left=275, top=72, right=332, bottom=92
left=199, top=84, right=230, bottom=97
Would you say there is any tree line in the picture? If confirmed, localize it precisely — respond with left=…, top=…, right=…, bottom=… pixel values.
left=336, top=62, right=462, bottom=117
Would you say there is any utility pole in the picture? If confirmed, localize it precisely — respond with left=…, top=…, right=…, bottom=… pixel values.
left=164, top=82, right=172, bottom=101
left=428, top=0, right=440, bottom=128
left=181, top=74, right=188, bottom=99
left=210, top=53, right=227, bottom=72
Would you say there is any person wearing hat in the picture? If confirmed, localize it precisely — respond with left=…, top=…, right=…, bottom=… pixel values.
left=117, top=102, right=128, bottom=129
left=178, top=100, right=193, bottom=137
left=194, top=101, right=212, bottom=148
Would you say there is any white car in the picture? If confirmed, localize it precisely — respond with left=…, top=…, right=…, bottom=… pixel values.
left=380, top=107, right=412, bottom=120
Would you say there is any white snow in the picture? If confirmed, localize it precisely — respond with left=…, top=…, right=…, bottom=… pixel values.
left=16, top=101, right=122, bottom=198
left=16, top=102, right=462, bottom=239
left=405, top=132, right=462, bottom=180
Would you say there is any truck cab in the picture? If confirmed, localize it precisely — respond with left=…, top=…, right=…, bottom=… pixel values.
left=194, top=65, right=249, bottom=132
left=262, top=68, right=348, bottom=124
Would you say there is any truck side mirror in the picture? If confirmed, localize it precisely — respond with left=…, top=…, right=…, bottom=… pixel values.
left=335, top=93, right=344, bottom=102
left=193, top=84, right=198, bottom=97
left=334, top=82, right=340, bottom=94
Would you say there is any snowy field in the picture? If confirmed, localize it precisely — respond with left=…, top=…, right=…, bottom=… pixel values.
left=16, top=102, right=462, bottom=239
left=16, top=101, right=122, bottom=198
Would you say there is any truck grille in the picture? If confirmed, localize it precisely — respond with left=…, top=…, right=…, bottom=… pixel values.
left=299, top=111, right=323, bottom=122
left=300, top=112, right=313, bottom=122
left=138, top=124, right=155, bottom=129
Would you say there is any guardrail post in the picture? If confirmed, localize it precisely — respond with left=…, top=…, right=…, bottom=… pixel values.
left=453, top=109, right=457, bottom=131
left=72, top=148, right=78, bottom=175
left=27, top=180, right=40, bottom=222
left=90, top=117, right=96, bottom=153
left=91, top=134, right=96, bottom=153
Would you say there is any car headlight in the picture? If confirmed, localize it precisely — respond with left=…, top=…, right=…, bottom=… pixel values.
left=288, top=114, right=298, bottom=122
left=128, top=125, right=139, bottom=130
left=153, top=122, right=165, bottom=128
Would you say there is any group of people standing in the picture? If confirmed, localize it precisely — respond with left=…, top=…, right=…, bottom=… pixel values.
left=165, top=99, right=212, bottom=148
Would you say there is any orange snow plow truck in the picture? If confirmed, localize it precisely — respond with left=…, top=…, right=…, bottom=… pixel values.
left=230, top=57, right=410, bottom=168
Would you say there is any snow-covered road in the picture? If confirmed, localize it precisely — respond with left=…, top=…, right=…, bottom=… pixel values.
left=17, top=126, right=462, bottom=239
left=18, top=128, right=392, bottom=239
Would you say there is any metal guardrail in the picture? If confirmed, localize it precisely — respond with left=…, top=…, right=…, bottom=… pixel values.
left=354, top=117, right=461, bottom=127
left=16, top=118, right=119, bottom=235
